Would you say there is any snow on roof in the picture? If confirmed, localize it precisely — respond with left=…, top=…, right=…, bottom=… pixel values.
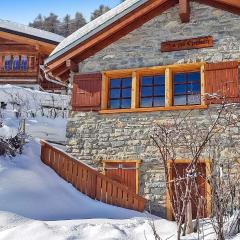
left=0, top=19, right=64, bottom=44
left=46, top=0, right=147, bottom=64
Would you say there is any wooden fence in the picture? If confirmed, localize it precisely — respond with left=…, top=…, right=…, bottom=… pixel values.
left=40, top=140, right=146, bottom=212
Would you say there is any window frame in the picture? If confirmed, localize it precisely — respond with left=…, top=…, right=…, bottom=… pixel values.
left=101, top=63, right=206, bottom=114
left=108, top=77, right=132, bottom=109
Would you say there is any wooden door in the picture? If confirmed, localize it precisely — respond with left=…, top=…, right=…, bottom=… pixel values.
left=170, top=162, right=207, bottom=219
left=103, top=161, right=139, bottom=194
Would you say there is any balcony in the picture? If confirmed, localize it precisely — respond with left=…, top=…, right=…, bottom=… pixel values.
left=0, top=54, right=38, bottom=77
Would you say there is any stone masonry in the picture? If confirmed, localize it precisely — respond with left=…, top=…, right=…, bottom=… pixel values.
left=66, top=2, right=240, bottom=217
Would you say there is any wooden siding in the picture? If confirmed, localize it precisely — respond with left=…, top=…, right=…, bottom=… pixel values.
left=204, top=61, right=239, bottom=103
left=72, top=72, right=102, bottom=111
left=40, top=140, right=146, bottom=212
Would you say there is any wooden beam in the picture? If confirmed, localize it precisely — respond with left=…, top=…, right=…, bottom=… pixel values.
left=179, top=0, right=190, bottom=23
left=66, top=59, right=78, bottom=72
left=195, top=0, right=240, bottom=15
left=0, top=31, right=56, bottom=55
left=165, top=68, right=173, bottom=107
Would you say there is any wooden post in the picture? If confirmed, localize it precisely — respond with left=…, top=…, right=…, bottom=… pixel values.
left=165, top=68, right=173, bottom=107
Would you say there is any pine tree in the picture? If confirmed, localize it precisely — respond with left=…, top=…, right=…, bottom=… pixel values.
left=90, top=5, right=110, bottom=21
left=29, top=14, right=44, bottom=30
left=43, top=13, right=61, bottom=34
left=61, top=14, right=72, bottom=37
left=71, top=12, right=86, bottom=33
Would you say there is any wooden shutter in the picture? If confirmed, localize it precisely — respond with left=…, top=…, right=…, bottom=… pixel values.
left=72, top=72, right=102, bottom=111
left=204, top=61, right=239, bottom=104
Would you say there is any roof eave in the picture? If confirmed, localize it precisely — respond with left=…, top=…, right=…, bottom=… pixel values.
left=45, top=0, right=148, bottom=65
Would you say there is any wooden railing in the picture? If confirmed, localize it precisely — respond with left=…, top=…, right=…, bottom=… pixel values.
left=40, top=140, right=146, bottom=212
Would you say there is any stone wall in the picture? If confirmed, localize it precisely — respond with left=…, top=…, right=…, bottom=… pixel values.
left=79, top=2, right=240, bottom=73
left=66, top=2, right=240, bottom=216
left=66, top=106, right=240, bottom=216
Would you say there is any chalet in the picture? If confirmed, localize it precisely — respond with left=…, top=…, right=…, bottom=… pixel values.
left=45, top=0, right=240, bottom=218
left=0, top=19, right=66, bottom=93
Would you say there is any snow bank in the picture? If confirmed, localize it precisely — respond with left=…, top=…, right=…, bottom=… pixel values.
left=0, top=140, right=145, bottom=221
left=0, top=211, right=178, bottom=240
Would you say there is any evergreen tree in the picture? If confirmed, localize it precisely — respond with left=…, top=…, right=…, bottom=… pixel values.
left=29, top=14, right=44, bottom=30
left=71, top=12, right=86, bottom=33
left=90, top=5, right=110, bottom=21
left=43, top=13, right=60, bottom=34
left=61, top=14, right=72, bottom=37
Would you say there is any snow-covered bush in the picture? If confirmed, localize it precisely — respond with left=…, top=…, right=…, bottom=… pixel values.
left=0, top=132, right=25, bottom=157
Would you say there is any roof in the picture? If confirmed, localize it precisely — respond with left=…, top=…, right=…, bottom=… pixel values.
left=0, top=19, right=64, bottom=45
left=46, top=0, right=147, bottom=63
left=45, top=0, right=240, bottom=80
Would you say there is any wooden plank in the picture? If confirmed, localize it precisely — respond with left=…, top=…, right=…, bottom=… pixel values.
left=112, top=184, right=118, bottom=206
left=117, top=188, right=123, bottom=207
left=101, top=73, right=109, bottom=110
left=161, top=36, right=213, bottom=52
left=72, top=161, right=78, bottom=188
left=76, top=164, right=82, bottom=192
left=101, top=179, right=107, bottom=203
left=122, top=191, right=128, bottom=208
left=131, top=71, right=140, bottom=109
left=165, top=68, right=173, bottom=107
left=179, top=0, right=190, bottom=23
left=106, top=181, right=113, bottom=204
left=96, top=176, right=102, bottom=201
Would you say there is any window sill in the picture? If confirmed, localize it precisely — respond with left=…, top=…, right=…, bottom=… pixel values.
left=99, top=104, right=208, bottom=114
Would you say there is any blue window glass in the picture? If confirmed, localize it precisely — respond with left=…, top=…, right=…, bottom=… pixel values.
left=21, top=56, right=27, bottom=71
left=174, top=73, right=185, bottom=83
left=154, top=75, right=165, bottom=85
left=13, top=56, right=19, bottom=71
left=108, top=77, right=132, bottom=109
left=110, top=89, right=121, bottom=99
left=110, top=79, right=121, bottom=88
left=141, top=98, right=153, bottom=107
left=154, top=97, right=165, bottom=107
left=173, top=71, right=201, bottom=106
left=122, top=78, right=132, bottom=88
left=140, top=74, right=165, bottom=107
left=121, top=99, right=131, bottom=108
left=4, top=56, right=11, bottom=71
left=154, top=86, right=165, bottom=95
left=141, top=86, right=152, bottom=97
left=109, top=100, right=120, bottom=109
left=122, top=88, right=131, bottom=98
left=141, top=76, right=153, bottom=86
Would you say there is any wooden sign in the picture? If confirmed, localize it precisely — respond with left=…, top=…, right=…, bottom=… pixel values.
left=161, top=36, right=213, bottom=52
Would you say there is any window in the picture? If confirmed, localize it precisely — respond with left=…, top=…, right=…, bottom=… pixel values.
left=13, top=56, right=20, bottom=71
left=173, top=71, right=201, bottom=106
left=101, top=63, right=205, bottom=113
left=4, top=55, right=11, bottom=71
left=140, top=75, right=165, bottom=107
left=108, top=77, right=132, bottom=109
left=21, top=55, right=28, bottom=71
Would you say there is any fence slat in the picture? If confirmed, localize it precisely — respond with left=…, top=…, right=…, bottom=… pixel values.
left=40, top=140, right=146, bottom=212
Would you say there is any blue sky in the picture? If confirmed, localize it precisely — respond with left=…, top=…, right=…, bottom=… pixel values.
left=1, top=0, right=121, bottom=25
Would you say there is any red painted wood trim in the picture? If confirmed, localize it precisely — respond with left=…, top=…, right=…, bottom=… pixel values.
left=179, top=0, right=190, bottom=23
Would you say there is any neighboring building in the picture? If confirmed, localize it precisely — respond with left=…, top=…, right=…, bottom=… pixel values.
left=0, top=19, right=66, bottom=92
left=45, top=0, right=240, bottom=218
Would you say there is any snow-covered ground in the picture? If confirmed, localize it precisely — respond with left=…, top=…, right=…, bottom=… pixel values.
left=0, top=140, right=178, bottom=240
left=0, top=85, right=239, bottom=240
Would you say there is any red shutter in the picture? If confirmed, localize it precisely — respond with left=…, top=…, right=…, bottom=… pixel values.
left=204, top=61, right=239, bottom=104
left=72, top=72, right=102, bottom=111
